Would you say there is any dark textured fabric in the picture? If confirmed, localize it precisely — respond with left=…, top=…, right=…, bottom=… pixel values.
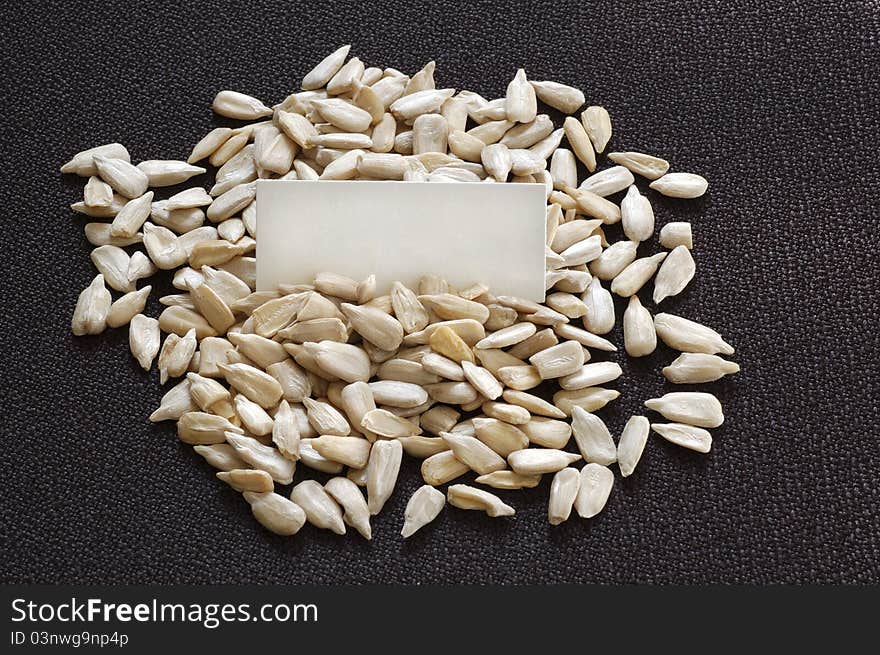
left=1, top=0, right=877, bottom=585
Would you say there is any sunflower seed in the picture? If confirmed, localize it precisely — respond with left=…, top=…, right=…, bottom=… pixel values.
left=421, top=449, right=470, bottom=485
left=496, top=365, right=542, bottom=391
left=206, top=182, right=256, bottom=223
left=325, top=477, right=371, bottom=539
left=549, top=467, right=580, bottom=525
left=559, top=362, right=623, bottom=391
left=651, top=422, right=712, bottom=453
left=129, top=314, right=159, bottom=370
left=611, top=252, right=667, bottom=297
left=401, top=485, right=446, bottom=537
left=448, top=129, right=486, bottom=161
left=553, top=387, right=620, bottom=416
left=224, top=433, right=294, bottom=484
left=137, top=160, right=205, bottom=187
left=508, top=448, right=581, bottom=475
left=529, top=80, right=584, bottom=113
left=645, top=392, right=723, bottom=428
left=62, top=143, right=130, bottom=176
left=501, top=390, right=566, bottom=419
left=506, top=328, right=558, bottom=360
left=219, top=362, right=284, bottom=408
left=302, top=44, right=351, bottom=90
left=232, top=394, right=273, bottom=436
left=71, top=193, right=128, bottom=218
left=475, top=470, right=541, bottom=490
left=619, top=185, right=654, bottom=242
left=589, top=240, right=638, bottom=281
left=481, top=142, right=512, bottom=181
left=560, top=235, right=602, bottom=267
left=505, top=69, right=537, bottom=123
left=309, top=341, right=372, bottom=383
left=289, top=480, right=345, bottom=534
left=93, top=155, right=149, bottom=199
left=149, top=379, right=196, bottom=422
left=653, top=313, right=735, bottom=355
left=617, top=415, right=650, bottom=477
left=212, top=90, right=273, bottom=120
left=368, top=381, right=429, bottom=408
left=574, top=463, right=614, bottom=518
left=107, top=286, right=151, bottom=328
left=581, top=276, right=615, bottom=335
left=243, top=491, right=307, bottom=536
left=607, top=151, right=670, bottom=180
left=579, top=166, right=634, bottom=197
left=217, top=469, right=274, bottom=493
left=298, top=438, right=344, bottom=474
left=441, top=432, right=506, bottom=475
left=143, top=223, right=187, bottom=270
left=83, top=223, right=143, bottom=247
left=552, top=324, right=616, bottom=352
left=663, top=353, right=740, bottom=384
left=366, top=439, right=402, bottom=515
left=581, top=106, right=612, bottom=153
left=653, top=245, right=696, bottom=303
left=659, top=221, right=693, bottom=249
left=563, top=116, right=596, bottom=172
left=459, top=361, right=502, bottom=400
left=529, top=341, right=585, bottom=379
left=193, top=443, right=247, bottom=471
left=447, top=484, right=515, bottom=517
left=550, top=148, right=577, bottom=190
left=649, top=172, right=709, bottom=198
left=188, top=128, right=234, bottom=164
left=470, top=418, right=528, bottom=455
left=84, top=176, right=114, bottom=207
left=519, top=417, right=572, bottom=449
left=176, top=412, right=241, bottom=445
left=566, top=186, right=620, bottom=223
left=619, top=295, right=655, bottom=358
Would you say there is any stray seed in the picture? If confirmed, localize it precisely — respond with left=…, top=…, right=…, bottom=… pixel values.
left=549, top=467, right=580, bottom=525
left=447, top=484, right=515, bottom=517
left=581, top=106, right=612, bottom=153
left=644, top=392, right=724, bottom=428
left=290, top=480, right=346, bottom=534
left=401, top=485, right=446, bottom=537
left=653, top=245, right=696, bottom=303
left=653, top=313, right=735, bottom=355
left=617, top=415, right=650, bottom=477
left=649, top=172, right=709, bottom=198
left=366, top=439, right=403, bottom=515
left=651, top=422, right=713, bottom=453
left=574, top=464, right=614, bottom=518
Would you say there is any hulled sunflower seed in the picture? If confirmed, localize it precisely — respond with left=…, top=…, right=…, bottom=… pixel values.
left=143, top=223, right=187, bottom=270
left=651, top=422, right=712, bottom=453
left=441, top=432, right=506, bottom=475
left=71, top=193, right=127, bottom=218
left=325, top=476, right=372, bottom=539
left=581, top=106, right=612, bottom=153
left=341, top=303, right=404, bottom=351
left=644, top=392, right=724, bottom=428
left=502, top=390, right=566, bottom=419
left=590, top=240, right=638, bottom=280
left=529, top=80, right=584, bottom=113
left=505, top=69, right=537, bottom=123
left=553, top=387, right=620, bottom=416
left=129, top=314, right=159, bottom=370
left=508, top=448, right=581, bottom=475
left=107, top=285, right=151, bottom=328
left=61, top=143, right=130, bottom=176
left=574, top=463, right=614, bottom=518
left=570, top=406, right=617, bottom=465
left=549, top=467, right=580, bottom=525
left=226, top=433, right=295, bottom=484
left=659, top=221, right=693, bottom=249
left=233, top=394, right=274, bottom=436
left=84, top=175, right=114, bottom=207
left=620, top=185, right=654, bottom=242
left=298, top=438, right=344, bottom=474
left=447, top=484, right=515, bottom=517
left=176, top=412, right=241, bottom=445
left=84, top=223, right=143, bottom=247
left=312, top=436, right=372, bottom=469
left=611, top=252, right=667, bottom=297
left=579, top=166, right=634, bottom=197
left=529, top=340, right=585, bottom=379
left=137, top=160, right=205, bottom=187
left=302, top=44, right=351, bottom=90
left=217, top=469, right=274, bottom=493
left=500, top=114, right=554, bottom=149
left=93, top=155, right=149, bottom=199
left=654, top=313, right=735, bottom=355
left=71, top=274, right=111, bottom=336
left=581, top=276, right=615, bottom=335
left=290, top=480, right=346, bottom=534
left=649, top=172, right=709, bottom=198
left=475, top=470, right=541, bottom=490
left=617, top=415, right=650, bottom=477
left=559, top=362, right=623, bottom=390
left=607, top=151, right=670, bottom=180
left=193, top=443, right=247, bottom=471
left=421, top=449, right=470, bottom=486
left=519, top=417, right=572, bottom=449
left=366, top=438, right=402, bottom=515
left=460, top=361, right=503, bottom=400
left=653, top=245, right=696, bottom=303
left=401, top=485, right=446, bottom=537
left=212, top=90, right=273, bottom=120
left=149, top=379, right=196, bottom=422
left=243, top=491, right=307, bottom=536
left=663, top=353, right=740, bottom=384
left=481, top=401, right=531, bottom=425
left=219, top=362, right=284, bottom=408
left=563, top=116, right=597, bottom=172
left=623, top=295, right=656, bottom=357
left=90, top=245, right=133, bottom=292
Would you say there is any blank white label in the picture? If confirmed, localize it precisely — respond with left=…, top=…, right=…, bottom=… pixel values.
left=256, top=180, right=547, bottom=301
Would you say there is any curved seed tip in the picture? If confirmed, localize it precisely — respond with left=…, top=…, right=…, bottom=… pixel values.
left=644, top=398, right=661, bottom=411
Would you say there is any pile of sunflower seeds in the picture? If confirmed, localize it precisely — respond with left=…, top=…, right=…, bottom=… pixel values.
left=65, top=45, right=739, bottom=538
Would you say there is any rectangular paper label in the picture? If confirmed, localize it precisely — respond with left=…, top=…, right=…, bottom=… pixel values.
left=256, top=180, right=547, bottom=301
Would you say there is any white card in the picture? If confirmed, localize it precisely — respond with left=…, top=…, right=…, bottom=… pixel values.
left=256, top=180, right=547, bottom=301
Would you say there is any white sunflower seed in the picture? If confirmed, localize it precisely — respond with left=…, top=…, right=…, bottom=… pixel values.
left=505, top=69, right=537, bottom=123
left=559, top=362, right=623, bottom=391
left=71, top=193, right=127, bottom=218
left=298, top=438, right=344, bottom=474
left=519, top=417, right=572, bottom=449
left=623, top=295, right=656, bottom=357
left=663, top=353, right=740, bottom=384
left=217, top=469, right=274, bottom=493
left=474, top=470, right=541, bottom=490
left=581, top=106, right=612, bottom=153
left=620, top=185, right=655, bottom=242
left=590, top=240, right=638, bottom=280
left=421, top=449, right=470, bottom=485
left=176, top=412, right=241, bottom=445
left=366, top=439, right=402, bottom=515
left=188, top=128, right=234, bottom=164
left=302, top=397, right=350, bottom=436
left=529, top=341, right=585, bottom=380
left=367, top=380, right=429, bottom=408
left=447, top=484, right=515, bottom=517
left=70, top=274, right=112, bottom=336
left=107, top=286, right=151, bottom=328
left=611, top=252, right=667, bottom=297
left=93, top=155, right=149, bottom=199
left=563, top=116, right=596, bottom=172
left=84, top=176, right=114, bottom=207
left=617, top=415, right=650, bottom=477
left=401, top=485, right=446, bottom=537
left=653, top=313, right=735, bottom=355
left=571, top=406, right=617, bottom=465
left=143, top=223, right=187, bottom=270
left=500, top=114, right=554, bottom=149
left=659, top=221, right=693, bottom=249
left=83, top=223, right=142, bottom=247
left=579, top=166, right=634, bottom=197
left=90, top=245, right=133, bottom=292
left=651, top=422, right=713, bottom=453
left=219, top=362, right=284, bottom=408
left=325, top=477, right=372, bottom=539
left=149, top=379, right=196, bottom=422
left=549, top=467, right=580, bottom=525
left=126, top=251, right=157, bottom=284
left=553, top=387, right=620, bottom=416
left=441, top=432, right=506, bottom=475
left=644, top=392, right=724, bottom=428
left=607, top=151, right=670, bottom=180
left=574, top=463, right=614, bottom=518
left=312, top=436, right=372, bottom=469
left=212, top=90, right=273, bottom=120
left=243, top=492, right=307, bottom=536
left=302, top=44, right=351, bottom=90
left=193, top=443, right=247, bottom=471
left=581, top=276, right=616, bottom=335
left=508, top=448, right=581, bottom=475
left=61, top=143, right=130, bottom=176
left=653, top=245, right=696, bottom=303
left=649, top=172, right=709, bottom=198
left=529, top=80, right=585, bottom=113
left=226, top=433, right=295, bottom=484
left=550, top=148, right=577, bottom=190
left=129, top=314, right=159, bottom=370
left=136, top=160, right=205, bottom=187
left=289, top=480, right=345, bottom=535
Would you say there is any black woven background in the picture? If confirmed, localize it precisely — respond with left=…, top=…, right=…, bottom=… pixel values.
left=1, top=0, right=877, bottom=584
